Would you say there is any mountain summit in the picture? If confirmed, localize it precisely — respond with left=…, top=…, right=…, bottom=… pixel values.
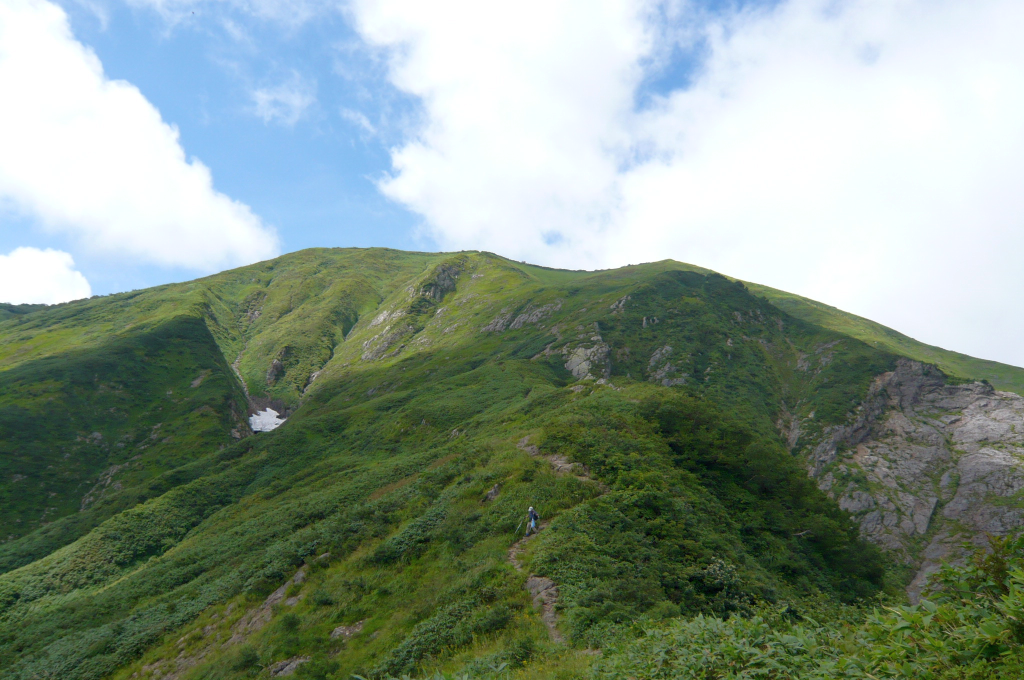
left=2, top=248, right=1023, bottom=679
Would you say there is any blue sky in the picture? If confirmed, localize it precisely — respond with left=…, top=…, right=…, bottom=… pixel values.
left=45, top=0, right=711, bottom=295
left=2, top=0, right=1024, bottom=367
left=18, top=0, right=424, bottom=294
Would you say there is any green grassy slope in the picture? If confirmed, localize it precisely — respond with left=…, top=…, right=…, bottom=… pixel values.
left=0, top=249, right=900, bottom=680
left=742, top=281, right=1024, bottom=395
left=0, top=249, right=446, bottom=550
left=0, top=303, right=47, bottom=322
left=0, top=316, right=248, bottom=547
left=0, top=248, right=1016, bottom=680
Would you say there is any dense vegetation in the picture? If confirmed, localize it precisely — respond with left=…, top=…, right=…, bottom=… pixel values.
left=0, top=248, right=1020, bottom=679
left=744, top=280, right=1024, bottom=395
left=0, top=316, right=246, bottom=548
left=594, top=535, right=1024, bottom=680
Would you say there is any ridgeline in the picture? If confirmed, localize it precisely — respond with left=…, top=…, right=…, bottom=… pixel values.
left=2, top=248, right=1023, bottom=680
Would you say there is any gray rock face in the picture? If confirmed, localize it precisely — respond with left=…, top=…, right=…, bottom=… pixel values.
left=647, top=344, right=688, bottom=386
left=509, top=301, right=562, bottom=330
left=805, top=359, right=1024, bottom=599
left=330, top=619, right=365, bottom=640
left=361, top=323, right=413, bottom=361
left=269, top=656, right=310, bottom=676
left=564, top=344, right=610, bottom=380
left=562, top=324, right=611, bottom=380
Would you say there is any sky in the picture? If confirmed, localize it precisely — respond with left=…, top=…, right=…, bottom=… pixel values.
left=1, top=0, right=1023, bottom=368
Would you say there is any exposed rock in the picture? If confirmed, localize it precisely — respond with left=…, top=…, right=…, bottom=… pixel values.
left=418, top=260, right=462, bottom=301
left=526, top=576, right=563, bottom=642
left=509, top=301, right=562, bottom=330
left=563, top=327, right=611, bottom=380
left=269, top=656, right=310, bottom=676
left=517, top=436, right=540, bottom=456
left=80, top=461, right=130, bottom=510
left=361, top=323, right=413, bottom=361
left=482, top=308, right=515, bottom=332
left=804, top=359, right=1024, bottom=599
left=330, top=620, right=365, bottom=640
left=517, top=436, right=604, bottom=487
left=649, top=345, right=672, bottom=367
left=484, top=483, right=501, bottom=502
left=564, top=344, right=609, bottom=380
left=505, top=521, right=563, bottom=642
left=369, top=308, right=405, bottom=328
left=648, top=345, right=687, bottom=386
left=266, top=359, right=284, bottom=385
left=226, top=567, right=307, bottom=645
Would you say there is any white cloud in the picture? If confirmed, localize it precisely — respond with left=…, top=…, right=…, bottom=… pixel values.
left=0, top=247, right=91, bottom=304
left=350, top=0, right=650, bottom=264
left=340, top=107, right=375, bottom=135
left=350, top=0, right=1024, bottom=368
left=0, top=0, right=279, bottom=271
left=252, top=72, right=317, bottom=125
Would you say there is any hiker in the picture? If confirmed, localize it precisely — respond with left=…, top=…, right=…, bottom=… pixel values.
left=526, top=506, right=540, bottom=536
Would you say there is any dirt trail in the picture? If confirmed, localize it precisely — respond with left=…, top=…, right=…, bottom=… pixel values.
left=507, top=523, right=562, bottom=643
left=507, top=521, right=548, bottom=571
left=516, top=436, right=602, bottom=486
left=508, top=436, right=606, bottom=644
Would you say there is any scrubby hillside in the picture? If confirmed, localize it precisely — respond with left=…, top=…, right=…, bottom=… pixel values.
left=743, top=281, right=1024, bottom=395
left=1, top=248, right=1022, bottom=680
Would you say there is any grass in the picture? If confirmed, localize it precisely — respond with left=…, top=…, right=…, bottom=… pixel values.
left=0, top=247, right=1017, bottom=679
left=742, top=280, right=1024, bottom=395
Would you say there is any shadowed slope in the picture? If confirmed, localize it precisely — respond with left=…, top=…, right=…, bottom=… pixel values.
left=0, top=248, right=1017, bottom=679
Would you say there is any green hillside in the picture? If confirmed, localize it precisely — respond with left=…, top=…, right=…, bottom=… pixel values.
left=743, top=281, right=1024, bottom=395
left=1, top=248, right=1022, bottom=680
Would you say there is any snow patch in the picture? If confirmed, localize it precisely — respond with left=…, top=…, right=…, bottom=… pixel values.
left=250, top=408, right=286, bottom=432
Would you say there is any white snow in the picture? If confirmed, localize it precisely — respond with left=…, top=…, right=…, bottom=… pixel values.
left=249, top=408, right=286, bottom=432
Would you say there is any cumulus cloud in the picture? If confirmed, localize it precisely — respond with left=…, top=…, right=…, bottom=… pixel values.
left=252, top=72, right=317, bottom=125
left=350, top=0, right=649, bottom=264
left=350, top=0, right=1024, bottom=367
left=0, top=0, right=279, bottom=271
left=0, top=247, right=91, bottom=304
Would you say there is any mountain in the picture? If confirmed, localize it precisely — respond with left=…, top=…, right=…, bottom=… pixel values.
left=1, top=248, right=1022, bottom=680
left=742, top=282, right=1024, bottom=395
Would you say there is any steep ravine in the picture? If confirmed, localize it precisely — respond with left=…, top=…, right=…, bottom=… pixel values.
left=804, top=359, right=1024, bottom=597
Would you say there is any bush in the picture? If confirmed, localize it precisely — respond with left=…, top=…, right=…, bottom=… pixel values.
left=231, top=646, right=259, bottom=671
left=596, top=534, right=1024, bottom=680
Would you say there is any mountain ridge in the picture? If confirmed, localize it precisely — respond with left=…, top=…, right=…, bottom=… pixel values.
left=1, top=247, right=1023, bottom=679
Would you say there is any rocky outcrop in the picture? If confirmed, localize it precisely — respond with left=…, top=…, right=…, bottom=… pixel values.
left=418, top=260, right=463, bottom=301
left=482, top=300, right=562, bottom=333
left=509, top=301, right=562, bottom=330
left=361, top=322, right=414, bottom=361
left=227, top=566, right=307, bottom=645
left=648, top=345, right=687, bottom=386
left=562, top=323, right=611, bottom=381
left=266, top=358, right=284, bottom=385
left=269, top=656, right=309, bottom=676
left=330, top=620, right=365, bottom=640
left=564, top=344, right=610, bottom=380
left=807, top=359, right=1024, bottom=598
